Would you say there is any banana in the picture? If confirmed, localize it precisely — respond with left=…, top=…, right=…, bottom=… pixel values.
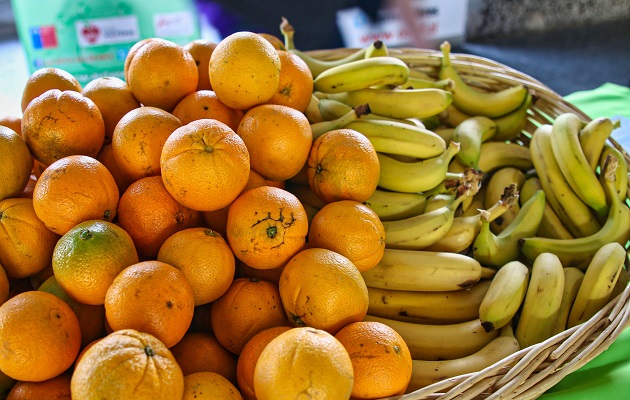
left=551, top=113, right=608, bottom=217
left=491, top=91, right=533, bottom=141
left=439, top=104, right=471, bottom=128
left=407, top=324, right=520, bottom=392
left=366, top=280, right=491, bottom=325
left=280, top=18, right=367, bottom=78
left=424, top=193, right=456, bottom=213
left=515, top=252, right=565, bottom=349
left=313, top=56, right=410, bottom=94
left=529, top=124, right=601, bottom=237
left=598, top=143, right=628, bottom=202
left=579, top=117, right=620, bottom=170
left=484, top=167, right=526, bottom=234
left=400, top=77, right=454, bottom=91
left=324, top=87, right=453, bottom=120
left=453, top=116, right=498, bottom=169
left=318, top=98, right=416, bottom=125
left=364, top=189, right=428, bottom=221
left=567, top=242, right=626, bottom=328
left=473, top=188, right=545, bottom=268
left=383, top=184, right=475, bottom=250
left=520, top=155, right=630, bottom=269
left=479, top=261, right=529, bottom=332
left=435, top=127, right=455, bottom=143
left=344, top=118, right=446, bottom=159
left=420, top=215, right=482, bottom=254
left=304, top=94, right=324, bottom=123
left=477, top=141, right=533, bottom=173
left=310, top=103, right=370, bottom=139
left=438, top=41, right=529, bottom=118
left=520, top=176, right=574, bottom=240
left=364, top=39, right=389, bottom=58
left=611, top=264, right=629, bottom=300
left=364, top=315, right=500, bottom=361
left=377, top=141, right=460, bottom=193
left=361, top=248, right=483, bottom=292
left=551, top=267, right=585, bottom=335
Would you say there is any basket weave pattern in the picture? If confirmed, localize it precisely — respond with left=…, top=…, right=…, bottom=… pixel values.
left=306, top=47, right=630, bottom=399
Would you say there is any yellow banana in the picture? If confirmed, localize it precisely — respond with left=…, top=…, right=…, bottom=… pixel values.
left=423, top=193, right=455, bottom=213
left=520, top=155, right=630, bottom=269
left=579, top=117, right=620, bottom=170
left=439, top=104, right=471, bottom=128
left=438, top=41, right=529, bottom=118
left=515, top=252, right=565, bottom=349
left=361, top=248, right=482, bottom=292
left=551, top=267, right=585, bottom=335
left=479, top=261, right=529, bottom=332
left=520, top=176, right=574, bottom=240
left=484, top=167, right=526, bottom=234
left=364, top=315, right=500, bottom=361
left=529, top=124, right=601, bottom=237
left=377, top=141, right=460, bottom=193
left=491, top=91, right=533, bottom=141
left=304, top=94, right=324, bottom=123
left=310, top=103, right=370, bottom=139
left=567, top=242, right=626, bottom=328
left=407, top=324, right=520, bottom=392
left=598, top=143, right=628, bottom=202
left=366, top=280, right=491, bottom=325
left=434, top=127, right=455, bottom=143
left=364, top=39, right=389, bottom=58
left=453, top=116, right=497, bottom=169
left=477, top=141, right=533, bottom=173
left=551, top=113, right=608, bottom=217
left=313, top=56, right=409, bottom=94
left=400, top=77, right=454, bottom=91
left=344, top=119, right=446, bottom=159
left=317, top=98, right=416, bottom=125
left=325, top=87, right=453, bottom=120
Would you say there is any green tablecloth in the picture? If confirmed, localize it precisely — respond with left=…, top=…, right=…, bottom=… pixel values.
left=540, top=82, right=630, bottom=398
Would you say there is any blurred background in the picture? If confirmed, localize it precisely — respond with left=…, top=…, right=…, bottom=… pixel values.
left=1, top=0, right=629, bottom=117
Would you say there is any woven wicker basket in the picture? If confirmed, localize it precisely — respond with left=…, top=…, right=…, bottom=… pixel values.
left=306, top=47, right=630, bottom=399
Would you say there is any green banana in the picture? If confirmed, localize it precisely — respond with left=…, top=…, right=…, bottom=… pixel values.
left=520, top=176, right=574, bottom=240
left=453, top=116, right=497, bottom=169
left=484, top=167, right=526, bottom=234
left=304, top=94, right=324, bottom=123
left=479, top=261, right=529, bottom=332
left=520, top=155, right=630, bottom=269
left=434, top=127, right=455, bottom=143
left=551, top=267, right=585, bottom=335
left=515, top=252, right=565, bottom=349
left=439, top=41, right=529, bottom=118
left=477, top=141, right=533, bottom=173
left=579, top=117, right=620, bottom=170
left=598, top=143, right=628, bottom=202
left=313, top=56, right=409, bottom=94
left=567, top=242, right=626, bottom=328
left=310, top=103, right=370, bottom=139
left=551, top=113, right=608, bottom=217
left=377, top=141, right=460, bottom=193
left=344, top=119, right=446, bottom=159
left=364, top=40, right=389, bottom=58
left=529, top=124, right=601, bottom=237
left=492, top=91, right=533, bottom=141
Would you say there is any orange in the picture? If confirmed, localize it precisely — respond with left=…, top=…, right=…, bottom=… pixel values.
left=279, top=247, right=369, bottom=334
left=183, top=39, right=217, bottom=90
left=0, top=291, right=81, bottom=382
left=236, top=261, right=284, bottom=287
left=253, top=327, right=354, bottom=400
left=237, top=104, right=312, bottom=181
left=0, top=115, right=22, bottom=137
left=0, top=264, right=8, bottom=305
left=236, top=325, right=291, bottom=400
left=124, top=38, right=155, bottom=82
left=51, top=219, right=139, bottom=305
left=170, top=331, right=237, bottom=383
left=21, top=67, right=81, bottom=112
left=335, top=321, right=413, bottom=398
left=126, top=38, right=198, bottom=111
left=6, top=373, right=71, bottom=400
left=172, top=90, right=244, bottom=131
left=266, top=50, right=313, bottom=113
left=96, top=143, right=134, bottom=194
left=104, top=260, right=195, bottom=348
left=0, top=126, right=33, bottom=201
left=0, top=198, right=59, bottom=279
left=32, top=155, right=119, bottom=235
left=209, top=31, right=281, bottom=110
left=157, top=227, right=235, bottom=306
left=117, top=176, right=201, bottom=259
left=183, top=372, right=243, bottom=400
left=160, top=119, right=250, bottom=212
left=257, top=33, right=286, bottom=50
left=226, top=186, right=308, bottom=270
left=201, top=169, right=268, bottom=237
left=308, top=128, right=380, bottom=203
left=112, top=106, right=182, bottom=182
left=71, top=329, right=184, bottom=400
left=22, top=89, right=105, bottom=166
left=308, top=200, right=385, bottom=272
left=210, top=277, right=289, bottom=354
left=38, top=275, right=105, bottom=347
left=31, top=159, right=47, bottom=179
left=81, top=76, right=141, bottom=143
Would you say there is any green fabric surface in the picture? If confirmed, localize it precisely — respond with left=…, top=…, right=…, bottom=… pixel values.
left=539, top=83, right=630, bottom=399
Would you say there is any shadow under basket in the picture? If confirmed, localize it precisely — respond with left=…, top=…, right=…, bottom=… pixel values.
left=306, top=46, right=630, bottom=400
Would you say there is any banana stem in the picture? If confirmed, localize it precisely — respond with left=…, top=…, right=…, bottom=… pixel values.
left=440, top=41, right=452, bottom=68
left=280, top=17, right=296, bottom=50
left=481, top=185, right=519, bottom=223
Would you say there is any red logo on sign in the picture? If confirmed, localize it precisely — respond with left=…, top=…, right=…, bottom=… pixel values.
left=81, top=24, right=100, bottom=44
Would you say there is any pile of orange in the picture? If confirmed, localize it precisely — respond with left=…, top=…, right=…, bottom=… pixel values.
left=0, top=29, right=411, bottom=400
